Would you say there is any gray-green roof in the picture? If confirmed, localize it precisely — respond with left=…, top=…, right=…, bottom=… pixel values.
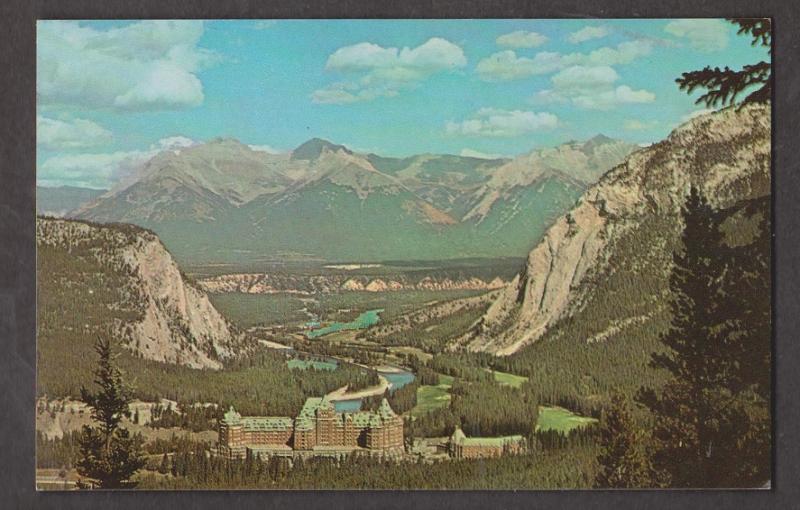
left=240, top=416, right=294, bottom=431
left=249, top=396, right=402, bottom=433
left=222, top=406, right=241, bottom=425
left=299, top=396, right=334, bottom=419
left=350, top=411, right=374, bottom=428
left=460, top=435, right=523, bottom=447
left=378, top=398, right=396, bottom=419
left=295, top=416, right=314, bottom=430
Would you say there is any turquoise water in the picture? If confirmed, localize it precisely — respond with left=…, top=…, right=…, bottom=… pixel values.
left=333, top=399, right=363, bottom=413
left=331, top=368, right=416, bottom=413
left=306, top=309, right=384, bottom=339
left=383, top=371, right=415, bottom=389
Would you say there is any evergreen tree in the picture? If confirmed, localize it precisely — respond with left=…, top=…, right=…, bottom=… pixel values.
left=76, top=337, right=145, bottom=488
left=594, top=393, right=650, bottom=488
left=676, top=19, right=771, bottom=107
left=158, top=453, right=169, bottom=475
left=638, top=191, right=771, bottom=487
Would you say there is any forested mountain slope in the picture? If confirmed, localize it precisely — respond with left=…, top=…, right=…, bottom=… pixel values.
left=37, top=217, right=249, bottom=379
left=462, top=103, right=770, bottom=356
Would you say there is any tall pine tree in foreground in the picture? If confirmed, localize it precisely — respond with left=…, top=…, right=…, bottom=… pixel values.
left=638, top=190, right=770, bottom=487
left=594, top=393, right=650, bottom=488
left=76, top=337, right=144, bottom=489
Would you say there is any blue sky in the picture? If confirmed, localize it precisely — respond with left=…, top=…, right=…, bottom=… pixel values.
left=36, top=19, right=769, bottom=189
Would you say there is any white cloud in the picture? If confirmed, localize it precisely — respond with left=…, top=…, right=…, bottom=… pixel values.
left=551, top=65, right=619, bottom=91
left=156, top=136, right=196, bottom=149
left=313, top=37, right=466, bottom=104
left=496, top=30, right=548, bottom=48
left=576, top=40, right=652, bottom=66
left=311, top=82, right=399, bottom=104
left=155, top=136, right=198, bottom=151
left=568, top=26, right=610, bottom=44
left=571, top=85, right=656, bottom=110
left=537, top=65, right=655, bottom=110
left=477, top=41, right=653, bottom=82
left=37, top=20, right=217, bottom=111
left=446, top=108, right=558, bottom=137
left=37, top=136, right=200, bottom=188
left=248, top=144, right=282, bottom=154
left=681, top=108, right=716, bottom=123
left=37, top=115, right=113, bottom=150
left=613, top=85, right=656, bottom=103
left=459, top=148, right=508, bottom=159
left=38, top=150, right=151, bottom=189
left=476, top=51, right=562, bottom=81
left=664, top=19, right=729, bottom=52
left=311, top=85, right=360, bottom=105
left=623, top=119, right=658, bottom=131
left=326, top=42, right=399, bottom=72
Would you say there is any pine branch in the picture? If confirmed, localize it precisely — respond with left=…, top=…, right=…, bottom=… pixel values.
left=676, top=62, right=771, bottom=108
left=727, top=18, right=772, bottom=53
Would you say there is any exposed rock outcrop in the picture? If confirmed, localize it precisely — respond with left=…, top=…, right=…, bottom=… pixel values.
left=467, top=104, right=771, bottom=355
left=198, top=273, right=507, bottom=294
left=37, top=218, right=245, bottom=369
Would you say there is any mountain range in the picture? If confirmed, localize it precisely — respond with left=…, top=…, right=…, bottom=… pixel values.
left=36, top=185, right=105, bottom=217
left=58, top=135, right=638, bottom=265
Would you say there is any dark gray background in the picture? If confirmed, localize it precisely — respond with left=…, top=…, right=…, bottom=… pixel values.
left=1, top=1, right=797, bottom=508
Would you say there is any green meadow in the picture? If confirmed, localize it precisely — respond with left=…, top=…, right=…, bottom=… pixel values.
left=410, top=374, right=455, bottom=417
left=487, top=369, right=529, bottom=388
left=536, top=406, right=598, bottom=433
left=286, top=359, right=338, bottom=371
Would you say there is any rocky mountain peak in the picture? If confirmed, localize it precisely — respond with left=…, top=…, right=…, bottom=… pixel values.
left=291, top=138, right=352, bottom=161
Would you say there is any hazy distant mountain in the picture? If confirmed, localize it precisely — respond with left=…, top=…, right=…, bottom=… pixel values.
left=463, top=135, right=638, bottom=222
left=74, top=135, right=637, bottom=265
left=37, top=186, right=105, bottom=217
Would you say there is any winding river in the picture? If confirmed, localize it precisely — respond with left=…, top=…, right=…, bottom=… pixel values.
left=332, top=368, right=416, bottom=412
left=280, top=348, right=416, bottom=412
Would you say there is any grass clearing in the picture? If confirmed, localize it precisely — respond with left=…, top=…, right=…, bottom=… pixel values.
left=210, top=289, right=486, bottom=330
left=209, top=292, right=310, bottom=328
left=313, top=289, right=487, bottom=322
left=536, top=406, right=598, bottom=433
left=409, top=374, right=454, bottom=417
left=438, top=374, right=455, bottom=386
left=488, top=369, right=529, bottom=388
left=286, top=359, right=338, bottom=371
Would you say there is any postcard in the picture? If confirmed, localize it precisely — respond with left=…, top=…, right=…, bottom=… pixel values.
left=35, top=18, right=771, bottom=490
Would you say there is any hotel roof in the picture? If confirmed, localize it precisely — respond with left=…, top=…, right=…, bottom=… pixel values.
left=223, top=397, right=399, bottom=431
left=450, top=427, right=523, bottom=447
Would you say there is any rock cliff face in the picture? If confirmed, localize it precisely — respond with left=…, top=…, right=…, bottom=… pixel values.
left=467, top=104, right=770, bottom=355
left=37, top=218, right=244, bottom=369
left=198, top=272, right=506, bottom=295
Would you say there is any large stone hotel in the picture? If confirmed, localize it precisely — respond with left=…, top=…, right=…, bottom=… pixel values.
left=218, top=395, right=404, bottom=458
